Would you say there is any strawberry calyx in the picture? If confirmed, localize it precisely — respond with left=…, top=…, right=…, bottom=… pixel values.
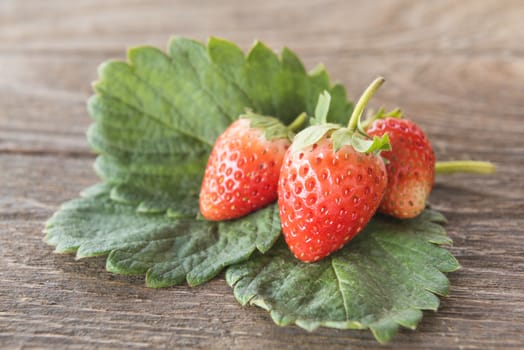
left=361, top=107, right=403, bottom=131
left=291, top=77, right=391, bottom=155
left=331, top=127, right=391, bottom=153
left=241, top=109, right=307, bottom=142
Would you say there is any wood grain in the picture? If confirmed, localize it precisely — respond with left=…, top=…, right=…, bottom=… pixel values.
left=1, top=0, right=523, bottom=349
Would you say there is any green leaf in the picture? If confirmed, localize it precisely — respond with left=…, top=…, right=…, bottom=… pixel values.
left=43, top=37, right=461, bottom=343
left=44, top=187, right=281, bottom=287
left=226, top=210, right=460, bottom=343
left=89, top=37, right=352, bottom=212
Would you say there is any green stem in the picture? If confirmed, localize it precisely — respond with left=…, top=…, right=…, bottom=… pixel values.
left=435, top=161, right=496, bottom=174
left=347, top=77, right=386, bottom=131
left=287, top=112, right=308, bottom=132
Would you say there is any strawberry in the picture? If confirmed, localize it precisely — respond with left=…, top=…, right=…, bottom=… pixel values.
left=367, top=117, right=435, bottom=219
left=278, top=78, right=390, bottom=262
left=278, top=137, right=388, bottom=262
left=199, top=111, right=302, bottom=221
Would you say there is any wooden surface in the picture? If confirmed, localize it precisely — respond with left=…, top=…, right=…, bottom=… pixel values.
left=1, top=0, right=524, bottom=349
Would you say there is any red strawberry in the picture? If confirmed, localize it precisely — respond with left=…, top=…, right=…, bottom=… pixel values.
left=278, top=136, right=388, bottom=262
left=367, top=117, right=435, bottom=218
left=278, top=77, right=390, bottom=262
left=199, top=112, right=294, bottom=221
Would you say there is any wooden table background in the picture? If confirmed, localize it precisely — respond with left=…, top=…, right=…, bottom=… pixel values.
left=1, top=1, right=523, bottom=349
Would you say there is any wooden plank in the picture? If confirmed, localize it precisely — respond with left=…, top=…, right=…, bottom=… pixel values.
left=1, top=0, right=523, bottom=55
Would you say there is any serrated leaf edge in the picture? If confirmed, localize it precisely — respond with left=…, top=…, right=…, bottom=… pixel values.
left=226, top=212, right=460, bottom=344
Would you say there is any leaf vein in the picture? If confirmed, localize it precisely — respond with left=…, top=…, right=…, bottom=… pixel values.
left=331, top=259, right=350, bottom=321
left=172, top=48, right=236, bottom=123
left=96, top=87, right=211, bottom=147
